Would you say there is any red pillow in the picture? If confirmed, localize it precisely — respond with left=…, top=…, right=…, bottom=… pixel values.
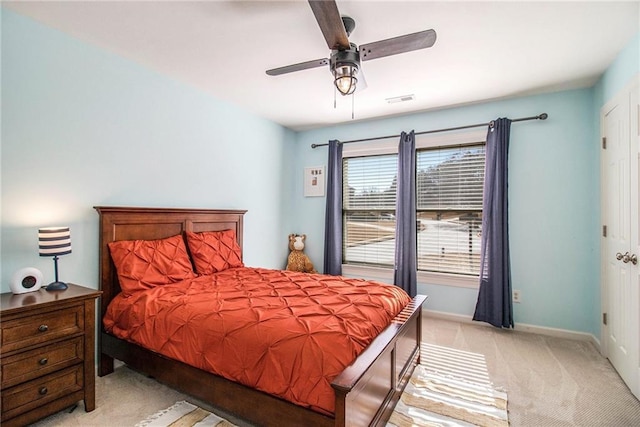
left=185, top=229, right=244, bottom=275
left=108, top=234, right=196, bottom=296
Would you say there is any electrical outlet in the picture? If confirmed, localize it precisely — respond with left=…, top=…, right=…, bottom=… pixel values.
left=513, top=290, right=521, bottom=303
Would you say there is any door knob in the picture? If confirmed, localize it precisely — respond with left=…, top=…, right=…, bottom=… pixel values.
left=617, top=252, right=638, bottom=264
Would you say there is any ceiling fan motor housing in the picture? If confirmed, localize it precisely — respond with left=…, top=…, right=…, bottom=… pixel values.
left=330, top=43, right=361, bottom=71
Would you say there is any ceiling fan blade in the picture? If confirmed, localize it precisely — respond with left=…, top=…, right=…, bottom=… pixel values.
left=266, top=58, right=329, bottom=76
left=308, top=0, right=350, bottom=50
left=360, top=29, right=437, bottom=61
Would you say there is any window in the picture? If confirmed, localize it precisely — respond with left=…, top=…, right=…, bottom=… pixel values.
left=341, top=131, right=486, bottom=283
left=416, top=144, right=485, bottom=276
left=342, top=154, right=397, bottom=267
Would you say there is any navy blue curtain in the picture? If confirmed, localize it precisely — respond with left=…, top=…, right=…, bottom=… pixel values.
left=394, top=131, right=417, bottom=298
left=473, top=118, right=513, bottom=328
left=323, top=140, right=343, bottom=275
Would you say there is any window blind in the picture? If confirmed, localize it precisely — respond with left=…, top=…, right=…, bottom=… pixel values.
left=342, top=154, right=397, bottom=267
left=416, top=144, right=485, bottom=275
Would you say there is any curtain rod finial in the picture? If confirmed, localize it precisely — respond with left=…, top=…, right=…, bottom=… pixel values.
left=311, top=144, right=318, bottom=149
left=539, top=113, right=548, bottom=120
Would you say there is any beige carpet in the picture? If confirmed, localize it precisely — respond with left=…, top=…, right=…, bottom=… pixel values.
left=425, top=317, right=640, bottom=426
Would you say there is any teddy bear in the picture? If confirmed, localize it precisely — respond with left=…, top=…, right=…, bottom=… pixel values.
left=286, top=234, right=317, bottom=274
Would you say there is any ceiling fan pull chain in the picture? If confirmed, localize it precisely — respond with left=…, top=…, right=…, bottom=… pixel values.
left=334, top=86, right=337, bottom=109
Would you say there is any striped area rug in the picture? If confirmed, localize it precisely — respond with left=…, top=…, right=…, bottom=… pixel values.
left=135, top=401, right=237, bottom=427
left=388, top=343, right=509, bottom=427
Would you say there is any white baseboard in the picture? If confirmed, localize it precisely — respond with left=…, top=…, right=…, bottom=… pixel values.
left=424, top=309, right=601, bottom=352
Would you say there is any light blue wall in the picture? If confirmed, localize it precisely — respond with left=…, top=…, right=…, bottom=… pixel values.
left=594, top=32, right=640, bottom=106
left=293, top=89, right=599, bottom=334
left=2, top=8, right=638, bottom=338
left=0, top=9, right=296, bottom=292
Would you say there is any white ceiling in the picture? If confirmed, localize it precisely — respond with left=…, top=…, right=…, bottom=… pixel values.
left=4, top=1, right=639, bottom=131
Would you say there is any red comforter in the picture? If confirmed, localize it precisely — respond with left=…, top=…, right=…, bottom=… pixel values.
left=103, top=267, right=410, bottom=415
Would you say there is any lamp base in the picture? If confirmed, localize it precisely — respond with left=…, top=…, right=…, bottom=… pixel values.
left=45, top=281, right=68, bottom=291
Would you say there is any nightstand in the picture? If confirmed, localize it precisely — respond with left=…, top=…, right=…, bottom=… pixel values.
left=0, top=283, right=101, bottom=427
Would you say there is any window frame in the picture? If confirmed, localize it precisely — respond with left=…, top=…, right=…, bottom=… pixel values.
left=341, top=129, right=486, bottom=288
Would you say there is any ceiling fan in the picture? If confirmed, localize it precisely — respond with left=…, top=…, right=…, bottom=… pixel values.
left=266, top=0, right=437, bottom=96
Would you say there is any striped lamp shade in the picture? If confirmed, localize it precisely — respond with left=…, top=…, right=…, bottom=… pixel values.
left=39, top=227, right=72, bottom=257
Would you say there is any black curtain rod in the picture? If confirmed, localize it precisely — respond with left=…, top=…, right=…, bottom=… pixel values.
left=310, top=113, right=548, bottom=148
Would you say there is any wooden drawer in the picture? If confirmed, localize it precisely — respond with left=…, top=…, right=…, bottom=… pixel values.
left=1, top=305, right=84, bottom=353
left=1, top=364, right=83, bottom=421
left=1, top=337, right=83, bottom=389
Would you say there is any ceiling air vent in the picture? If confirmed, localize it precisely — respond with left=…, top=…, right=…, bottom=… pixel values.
left=386, top=94, right=415, bottom=104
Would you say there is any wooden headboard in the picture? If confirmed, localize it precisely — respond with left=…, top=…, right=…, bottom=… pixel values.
left=94, top=206, right=246, bottom=325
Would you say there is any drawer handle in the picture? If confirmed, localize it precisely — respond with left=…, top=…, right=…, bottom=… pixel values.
left=39, top=357, right=48, bottom=366
left=38, top=324, right=49, bottom=332
left=39, top=387, right=48, bottom=395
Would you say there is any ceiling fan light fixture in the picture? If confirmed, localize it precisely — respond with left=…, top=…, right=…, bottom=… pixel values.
left=334, top=64, right=358, bottom=95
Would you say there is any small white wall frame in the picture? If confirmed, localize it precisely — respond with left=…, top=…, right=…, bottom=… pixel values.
left=304, top=166, right=325, bottom=197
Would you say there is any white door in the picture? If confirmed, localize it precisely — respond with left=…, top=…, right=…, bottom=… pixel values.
left=632, top=81, right=640, bottom=399
left=601, top=77, right=639, bottom=399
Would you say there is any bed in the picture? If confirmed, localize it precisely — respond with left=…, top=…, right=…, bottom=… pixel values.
left=95, top=206, right=426, bottom=427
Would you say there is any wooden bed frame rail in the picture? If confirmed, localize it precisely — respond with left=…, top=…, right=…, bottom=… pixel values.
left=95, top=206, right=426, bottom=427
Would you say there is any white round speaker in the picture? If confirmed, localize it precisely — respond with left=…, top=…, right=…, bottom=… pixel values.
left=10, top=267, right=44, bottom=294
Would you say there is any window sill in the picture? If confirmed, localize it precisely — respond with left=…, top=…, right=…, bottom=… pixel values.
left=342, top=264, right=394, bottom=283
left=341, top=264, right=479, bottom=289
left=417, top=271, right=479, bottom=289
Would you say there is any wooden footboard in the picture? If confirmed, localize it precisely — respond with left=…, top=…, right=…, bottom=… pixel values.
left=333, top=295, right=425, bottom=426
left=95, top=206, right=426, bottom=427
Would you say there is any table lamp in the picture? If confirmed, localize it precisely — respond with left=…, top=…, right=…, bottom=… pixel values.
left=39, top=226, right=71, bottom=291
